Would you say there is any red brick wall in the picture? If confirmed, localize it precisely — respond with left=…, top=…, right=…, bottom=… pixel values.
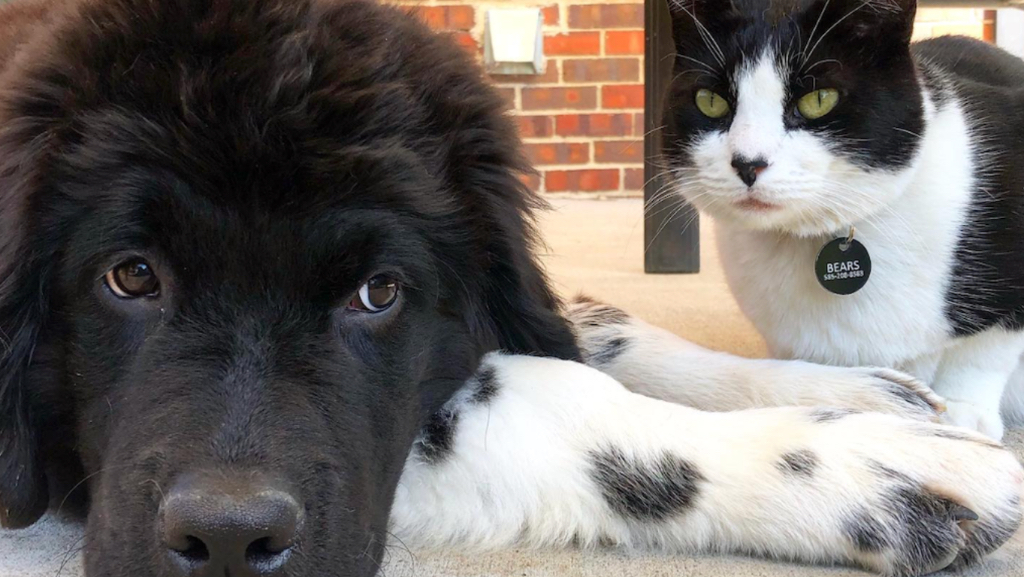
left=398, top=1, right=646, bottom=196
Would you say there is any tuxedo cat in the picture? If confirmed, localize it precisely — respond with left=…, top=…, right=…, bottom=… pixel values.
left=663, top=0, right=1024, bottom=439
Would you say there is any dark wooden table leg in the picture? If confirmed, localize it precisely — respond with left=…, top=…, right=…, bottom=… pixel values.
left=644, top=0, right=700, bottom=274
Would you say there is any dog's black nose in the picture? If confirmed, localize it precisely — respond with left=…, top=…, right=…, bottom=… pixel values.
left=731, top=156, right=769, bottom=187
left=160, top=473, right=303, bottom=576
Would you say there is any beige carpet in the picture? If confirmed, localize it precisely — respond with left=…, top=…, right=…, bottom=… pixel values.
left=1, top=198, right=1021, bottom=576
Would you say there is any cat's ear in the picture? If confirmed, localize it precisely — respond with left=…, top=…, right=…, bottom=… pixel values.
left=822, top=0, right=917, bottom=46
left=666, top=0, right=740, bottom=54
left=666, top=0, right=717, bottom=16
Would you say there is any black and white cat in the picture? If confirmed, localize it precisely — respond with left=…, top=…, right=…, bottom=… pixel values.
left=663, top=0, right=1024, bottom=439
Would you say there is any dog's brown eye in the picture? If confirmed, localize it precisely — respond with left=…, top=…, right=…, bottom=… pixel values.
left=105, top=260, right=160, bottom=298
left=350, top=275, right=399, bottom=312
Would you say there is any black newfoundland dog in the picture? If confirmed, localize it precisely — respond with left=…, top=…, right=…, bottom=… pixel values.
left=0, top=0, right=576, bottom=573
left=2, top=1, right=1023, bottom=577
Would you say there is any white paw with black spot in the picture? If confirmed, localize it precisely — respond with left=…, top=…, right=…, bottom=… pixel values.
left=826, top=415, right=1023, bottom=576
left=846, top=483, right=1014, bottom=576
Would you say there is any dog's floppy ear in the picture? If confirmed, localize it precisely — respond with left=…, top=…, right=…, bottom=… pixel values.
left=451, top=136, right=580, bottom=362
left=0, top=121, right=53, bottom=529
left=0, top=258, right=50, bottom=529
left=398, top=24, right=582, bottom=363
left=476, top=188, right=581, bottom=362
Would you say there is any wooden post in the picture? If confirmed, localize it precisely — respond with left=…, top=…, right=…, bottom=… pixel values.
left=644, top=0, right=700, bottom=273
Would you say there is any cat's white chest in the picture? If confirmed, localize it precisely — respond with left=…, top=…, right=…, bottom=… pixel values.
left=716, top=223, right=952, bottom=367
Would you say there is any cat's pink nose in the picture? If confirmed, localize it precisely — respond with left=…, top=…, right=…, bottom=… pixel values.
left=731, top=156, right=769, bottom=187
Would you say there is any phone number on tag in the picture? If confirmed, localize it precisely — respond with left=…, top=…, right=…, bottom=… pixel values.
left=823, top=270, right=866, bottom=282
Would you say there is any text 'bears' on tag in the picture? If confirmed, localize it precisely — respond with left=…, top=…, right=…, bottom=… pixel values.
left=815, top=237, right=871, bottom=296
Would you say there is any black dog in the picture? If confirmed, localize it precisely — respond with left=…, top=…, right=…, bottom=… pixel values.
left=2, top=1, right=1022, bottom=577
left=0, top=0, right=577, bottom=574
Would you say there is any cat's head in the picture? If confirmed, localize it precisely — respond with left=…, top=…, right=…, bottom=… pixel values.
left=663, top=0, right=925, bottom=236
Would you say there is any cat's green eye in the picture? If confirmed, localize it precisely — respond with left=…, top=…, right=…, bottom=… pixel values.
left=695, top=89, right=730, bottom=119
left=797, top=88, right=840, bottom=120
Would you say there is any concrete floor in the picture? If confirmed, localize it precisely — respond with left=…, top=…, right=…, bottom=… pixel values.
left=536, top=197, right=766, bottom=358
left=2, top=199, right=1022, bottom=577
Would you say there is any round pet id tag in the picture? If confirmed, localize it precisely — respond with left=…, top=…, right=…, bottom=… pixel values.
left=814, top=229, right=871, bottom=296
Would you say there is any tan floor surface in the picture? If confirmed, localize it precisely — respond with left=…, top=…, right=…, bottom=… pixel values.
left=538, top=197, right=766, bottom=358
left=2, top=199, right=1021, bottom=577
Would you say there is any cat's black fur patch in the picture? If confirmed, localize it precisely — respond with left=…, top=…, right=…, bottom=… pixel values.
left=916, top=58, right=952, bottom=110
left=777, top=450, right=818, bottom=476
left=912, top=38, right=1024, bottom=336
left=590, top=447, right=703, bottom=521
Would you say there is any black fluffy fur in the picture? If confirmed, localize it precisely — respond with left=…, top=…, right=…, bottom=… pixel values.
left=0, top=0, right=578, bottom=575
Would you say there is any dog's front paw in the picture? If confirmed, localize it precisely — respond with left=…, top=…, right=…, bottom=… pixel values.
left=807, top=365, right=945, bottom=422
left=942, top=400, right=1005, bottom=440
left=847, top=477, right=1017, bottom=576
left=822, top=416, right=1023, bottom=576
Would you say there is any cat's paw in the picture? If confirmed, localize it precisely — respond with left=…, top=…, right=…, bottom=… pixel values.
left=806, top=365, right=945, bottom=422
left=815, top=415, right=1023, bottom=576
left=942, top=400, right=1005, bottom=440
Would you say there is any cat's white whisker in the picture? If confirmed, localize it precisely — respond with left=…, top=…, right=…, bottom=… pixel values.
left=677, top=54, right=718, bottom=74
left=675, top=3, right=726, bottom=68
left=803, top=58, right=842, bottom=75
left=801, top=0, right=834, bottom=67
left=893, top=127, right=922, bottom=138
left=645, top=199, right=696, bottom=253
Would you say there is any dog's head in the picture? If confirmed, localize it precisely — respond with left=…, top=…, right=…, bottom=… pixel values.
left=0, top=0, right=578, bottom=575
